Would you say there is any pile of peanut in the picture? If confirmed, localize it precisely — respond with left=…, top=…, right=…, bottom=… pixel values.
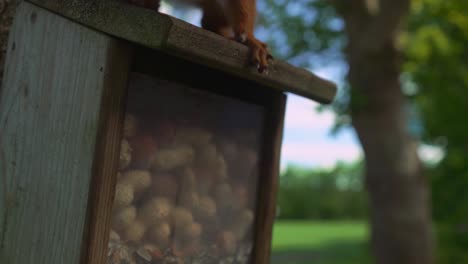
left=110, top=112, right=260, bottom=262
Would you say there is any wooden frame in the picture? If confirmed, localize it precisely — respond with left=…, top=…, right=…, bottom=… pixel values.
left=132, top=47, right=288, bottom=264
left=81, top=45, right=288, bottom=264
left=0, top=1, right=336, bottom=264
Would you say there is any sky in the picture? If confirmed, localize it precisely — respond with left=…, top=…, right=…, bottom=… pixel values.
left=157, top=4, right=444, bottom=171
left=280, top=93, right=362, bottom=170
left=279, top=59, right=363, bottom=171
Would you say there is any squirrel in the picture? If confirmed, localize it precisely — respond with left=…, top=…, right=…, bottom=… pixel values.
left=128, top=0, right=273, bottom=73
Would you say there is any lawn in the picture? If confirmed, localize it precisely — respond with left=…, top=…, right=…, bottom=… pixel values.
left=270, top=220, right=371, bottom=264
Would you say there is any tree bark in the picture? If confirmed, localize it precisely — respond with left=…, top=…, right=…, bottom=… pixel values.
left=0, top=0, right=20, bottom=89
left=334, top=0, right=435, bottom=263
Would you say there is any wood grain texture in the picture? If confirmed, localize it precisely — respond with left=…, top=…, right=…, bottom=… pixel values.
left=0, top=0, right=20, bottom=90
left=0, top=2, right=130, bottom=264
left=251, top=92, right=286, bottom=264
left=26, top=0, right=337, bottom=104
left=165, top=19, right=336, bottom=104
left=81, top=42, right=132, bottom=264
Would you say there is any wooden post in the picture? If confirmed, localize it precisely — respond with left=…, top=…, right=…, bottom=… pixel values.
left=252, top=91, right=286, bottom=264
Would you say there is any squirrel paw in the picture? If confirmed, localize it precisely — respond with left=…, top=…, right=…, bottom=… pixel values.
left=234, top=33, right=273, bottom=73
left=247, top=38, right=273, bottom=74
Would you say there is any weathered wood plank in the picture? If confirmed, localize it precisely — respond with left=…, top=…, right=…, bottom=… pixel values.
left=26, top=0, right=337, bottom=103
left=165, top=19, right=336, bottom=104
left=81, top=43, right=132, bottom=264
left=0, top=2, right=131, bottom=264
left=251, top=91, right=286, bottom=264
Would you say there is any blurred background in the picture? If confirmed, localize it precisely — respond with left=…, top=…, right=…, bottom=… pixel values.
left=1, top=0, right=467, bottom=263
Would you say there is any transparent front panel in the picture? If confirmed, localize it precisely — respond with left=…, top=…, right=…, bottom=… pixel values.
left=108, top=73, right=265, bottom=263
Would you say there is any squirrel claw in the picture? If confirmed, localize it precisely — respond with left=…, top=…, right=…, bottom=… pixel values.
left=247, top=38, right=272, bottom=74
left=232, top=32, right=272, bottom=74
left=267, top=53, right=274, bottom=61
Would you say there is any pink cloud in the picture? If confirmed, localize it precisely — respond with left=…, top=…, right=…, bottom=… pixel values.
left=280, top=142, right=363, bottom=169
left=284, top=94, right=336, bottom=131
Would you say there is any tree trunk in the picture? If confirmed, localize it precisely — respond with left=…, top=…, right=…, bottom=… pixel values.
left=334, top=0, right=435, bottom=263
left=0, top=0, right=20, bottom=88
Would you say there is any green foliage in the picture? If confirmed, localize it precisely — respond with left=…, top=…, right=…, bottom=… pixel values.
left=404, top=0, right=468, bottom=144
left=434, top=223, right=468, bottom=264
left=277, top=161, right=368, bottom=220
left=257, top=0, right=350, bottom=133
left=402, top=0, right=468, bottom=262
left=257, top=0, right=344, bottom=67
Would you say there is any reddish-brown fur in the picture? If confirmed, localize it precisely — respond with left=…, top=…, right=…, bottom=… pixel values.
left=128, top=0, right=272, bottom=73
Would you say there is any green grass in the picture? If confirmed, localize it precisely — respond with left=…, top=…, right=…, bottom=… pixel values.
left=270, top=220, right=372, bottom=264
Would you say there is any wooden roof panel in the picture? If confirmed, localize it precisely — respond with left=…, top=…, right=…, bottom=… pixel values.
left=27, top=0, right=337, bottom=103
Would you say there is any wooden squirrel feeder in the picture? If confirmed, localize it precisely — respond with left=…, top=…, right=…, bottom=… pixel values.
left=0, top=1, right=336, bottom=264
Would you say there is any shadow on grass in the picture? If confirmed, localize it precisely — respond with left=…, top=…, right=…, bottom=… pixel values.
left=271, top=240, right=371, bottom=264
